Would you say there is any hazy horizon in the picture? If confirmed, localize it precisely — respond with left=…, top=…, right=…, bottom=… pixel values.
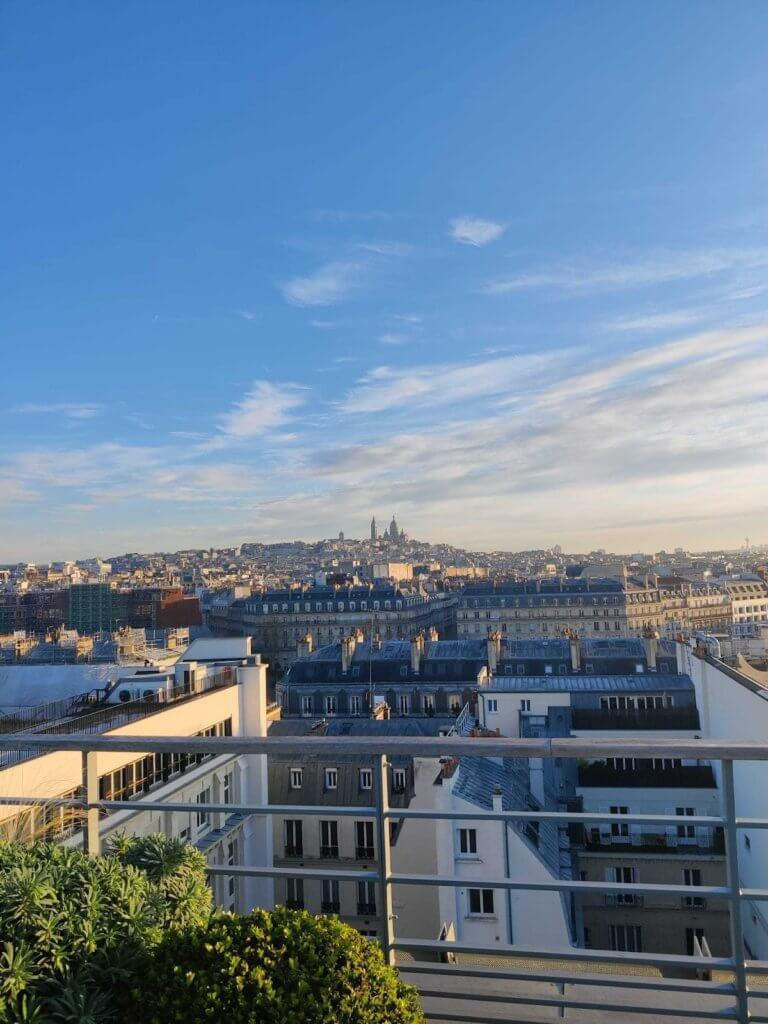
left=2, top=3, right=768, bottom=562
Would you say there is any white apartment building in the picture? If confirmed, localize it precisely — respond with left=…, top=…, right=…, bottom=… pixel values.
left=724, top=580, right=768, bottom=625
left=0, top=637, right=274, bottom=914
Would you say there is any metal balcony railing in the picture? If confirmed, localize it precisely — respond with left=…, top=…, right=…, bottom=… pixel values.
left=4, top=732, right=768, bottom=1022
left=572, top=706, right=701, bottom=730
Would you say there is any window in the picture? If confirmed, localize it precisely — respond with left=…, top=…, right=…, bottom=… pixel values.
left=458, top=828, right=478, bottom=856
left=357, top=880, right=376, bottom=915
left=301, top=695, right=313, bottom=716
left=355, top=820, right=375, bottom=858
left=676, top=807, right=696, bottom=840
left=196, top=788, right=210, bottom=830
left=320, top=820, right=339, bottom=857
left=486, top=698, right=498, bottom=713
left=286, top=877, right=304, bottom=909
left=610, top=806, right=630, bottom=839
left=686, top=927, right=706, bottom=957
left=359, top=768, right=373, bottom=791
left=610, top=924, right=642, bottom=952
left=285, top=819, right=303, bottom=857
left=423, top=693, right=435, bottom=713
left=321, top=878, right=340, bottom=912
left=520, top=699, right=531, bottom=712
left=223, top=772, right=233, bottom=805
left=290, top=767, right=303, bottom=790
left=683, top=867, right=704, bottom=907
left=468, top=888, right=495, bottom=916
left=398, top=694, right=410, bottom=715
left=392, top=768, right=406, bottom=793
left=325, top=695, right=337, bottom=715
left=350, top=694, right=361, bottom=715
left=611, top=866, right=639, bottom=905
left=324, top=768, right=338, bottom=790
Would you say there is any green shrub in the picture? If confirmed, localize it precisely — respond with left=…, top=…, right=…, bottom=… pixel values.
left=0, top=835, right=211, bottom=1023
left=129, top=905, right=425, bottom=1024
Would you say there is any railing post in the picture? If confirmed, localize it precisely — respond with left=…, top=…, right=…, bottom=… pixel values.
left=722, top=759, right=749, bottom=1023
left=375, top=754, right=396, bottom=965
left=81, top=749, right=100, bottom=856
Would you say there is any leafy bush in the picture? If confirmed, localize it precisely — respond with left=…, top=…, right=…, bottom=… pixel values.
left=0, top=835, right=211, bottom=1023
left=129, top=905, right=425, bottom=1024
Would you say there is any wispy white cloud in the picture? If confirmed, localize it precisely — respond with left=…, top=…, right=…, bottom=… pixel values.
left=281, top=261, right=365, bottom=306
left=11, top=402, right=103, bottom=420
left=238, top=309, right=259, bottom=321
left=356, top=241, right=412, bottom=257
left=378, top=332, right=408, bottom=346
left=211, top=380, right=306, bottom=445
left=606, top=309, right=709, bottom=333
left=449, top=216, right=506, bottom=247
left=483, top=247, right=768, bottom=295
left=312, top=209, right=393, bottom=223
left=342, top=350, right=567, bottom=414
left=308, top=319, right=347, bottom=329
left=393, top=314, right=423, bottom=324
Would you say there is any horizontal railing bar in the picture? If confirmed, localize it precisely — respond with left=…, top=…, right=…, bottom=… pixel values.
left=0, top=793, right=724, bottom=829
left=412, top=986, right=737, bottom=1019
left=207, top=864, right=378, bottom=882
left=739, top=888, right=768, bottom=901
left=422, top=1013, right=733, bottom=1024
left=745, top=959, right=768, bottom=973
left=3, top=732, right=768, bottom=759
left=399, top=961, right=737, bottom=995
left=99, top=799, right=373, bottom=818
left=384, top=807, right=725, bottom=827
left=389, top=871, right=730, bottom=898
left=394, top=937, right=735, bottom=971
left=735, top=818, right=768, bottom=829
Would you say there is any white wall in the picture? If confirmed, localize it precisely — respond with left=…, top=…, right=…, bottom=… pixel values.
left=478, top=690, right=571, bottom=737
left=679, top=644, right=768, bottom=959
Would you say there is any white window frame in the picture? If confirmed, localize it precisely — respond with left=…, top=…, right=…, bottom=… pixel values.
left=392, top=768, right=406, bottom=793
left=457, top=827, right=478, bottom=857
left=324, top=767, right=338, bottom=790
left=290, top=767, right=303, bottom=790
left=467, top=888, right=495, bottom=917
left=359, top=768, right=373, bottom=791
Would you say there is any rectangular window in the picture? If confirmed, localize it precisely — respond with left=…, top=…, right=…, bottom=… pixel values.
left=458, top=828, right=478, bottom=855
left=683, top=867, right=704, bottom=907
left=610, top=924, right=643, bottom=952
left=392, top=768, right=406, bottom=793
left=286, top=877, right=304, bottom=909
left=423, top=693, right=435, bottom=713
left=196, top=788, right=210, bottom=830
left=468, top=888, right=495, bottom=916
left=355, top=820, right=375, bottom=858
left=676, top=807, right=696, bottom=840
left=520, top=699, right=531, bottom=712
left=320, top=820, right=339, bottom=857
left=324, top=768, right=338, bottom=790
left=325, top=695, right=337, bottom=715
left=357, top=880, right=376, bottom=915
left=359, top=768, right=373, bottom=791
left=322, top=878, right=340, bottom=912
left=350, top=694, right=361, bottom=715
left=290, top=767, right=303, bottom=789
left=301, top=695, right=313, bottom=716
left=223, top=772, right=233, bottom=805
left=398, top=694, right=410, bottom=715
left=486, top=698, right=498, bottom=713
left=610, top=806, right=630, bottom=839
left=612, top=866, right=639, bottom=905
left=285, top=819, right=303, bottom=857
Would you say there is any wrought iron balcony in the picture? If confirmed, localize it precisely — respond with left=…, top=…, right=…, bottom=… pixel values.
left=355, top=845, right=375, bottom=859
left=320, top=844, right=339, bottom=858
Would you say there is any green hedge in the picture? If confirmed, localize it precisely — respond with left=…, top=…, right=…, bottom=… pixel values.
left=128, top=905, right=425, bottom=1024
left=0, top=835, right=211, bottom=1023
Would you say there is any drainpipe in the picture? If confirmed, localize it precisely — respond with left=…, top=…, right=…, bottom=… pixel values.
left=493, top=786, right=513, bottom=944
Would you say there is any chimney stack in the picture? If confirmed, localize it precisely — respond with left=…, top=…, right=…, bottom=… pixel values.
left=341, top=632, right=357, bottom=673
left=410, top=633, right=424, bottom=675
left=297, top=632, right=313, bottom=660
left=568, top=630, right=581, bottom=672
left=643, top=628, right=659, bottom=671
left=487, top=631, right=501, bottom=673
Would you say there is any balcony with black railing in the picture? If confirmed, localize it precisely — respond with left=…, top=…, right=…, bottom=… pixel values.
left=572, top=706, right=701, bottom=731
left=578, top=761, right=717, bottom=788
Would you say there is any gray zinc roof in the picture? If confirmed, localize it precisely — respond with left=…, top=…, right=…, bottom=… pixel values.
left=486, top=673, right=693, bottom=693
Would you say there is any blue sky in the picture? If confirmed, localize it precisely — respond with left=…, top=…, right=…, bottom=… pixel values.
left=2, top=2, right=768, bottom=560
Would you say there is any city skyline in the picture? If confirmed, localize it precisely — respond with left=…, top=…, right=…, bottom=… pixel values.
left=2, top=3, right=768, bottom=561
